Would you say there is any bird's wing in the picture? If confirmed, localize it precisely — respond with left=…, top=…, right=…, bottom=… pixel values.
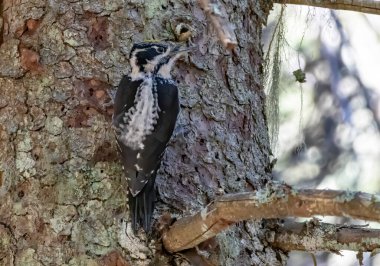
left=152, top=79, right=180, bottom=143
left=112, top=75, right=140, bottom=127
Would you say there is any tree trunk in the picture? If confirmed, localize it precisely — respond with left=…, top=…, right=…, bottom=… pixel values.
left=0, top=0, right=284, bottom=265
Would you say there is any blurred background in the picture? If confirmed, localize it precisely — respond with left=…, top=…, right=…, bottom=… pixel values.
left=264, top=4, right=380, bottom=266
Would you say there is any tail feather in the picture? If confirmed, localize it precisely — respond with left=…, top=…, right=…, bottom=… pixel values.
left=128, top=173, right=156, bottom=232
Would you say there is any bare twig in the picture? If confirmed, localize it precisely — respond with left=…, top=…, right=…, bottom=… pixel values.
left=269, top=220, right=380, bottom=252
left=198, top=0, right=237, bottom=50
left=275, top=0, right=380, bottom=16
left=163, top=184, right=380, bottom=252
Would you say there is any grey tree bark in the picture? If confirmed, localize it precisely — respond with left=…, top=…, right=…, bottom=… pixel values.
left=0, top=0, right=284, bottom=265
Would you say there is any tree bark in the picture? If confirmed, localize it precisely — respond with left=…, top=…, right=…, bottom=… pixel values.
left=0, top=0, right=283, bottom=265
left=163, top=187, right=380, bottom=252
left=275, top=0, right=380, bottom=15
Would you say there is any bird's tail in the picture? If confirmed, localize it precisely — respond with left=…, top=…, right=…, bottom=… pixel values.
left=128, top=172, right=156, bottom=232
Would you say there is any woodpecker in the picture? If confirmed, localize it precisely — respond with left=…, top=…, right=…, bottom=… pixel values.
left=113, top=42, right=190, bottom=232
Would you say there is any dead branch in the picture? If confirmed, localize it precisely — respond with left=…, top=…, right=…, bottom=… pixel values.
left=162, top=184, right=380, bottom=253
left=198, top=0, right=238, bottom=50
left=269, top=219, right=380, bottom=252
left=275, top=0, right=380, bottom=16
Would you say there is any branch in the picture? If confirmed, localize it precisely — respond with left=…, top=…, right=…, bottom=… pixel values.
left=274, top=0, right=380, bottom=16
left=269, top=219, right=380, bottom=252
left=162, top=184, right=380, bottom=252
left=198, top=0, right=238, bottom=50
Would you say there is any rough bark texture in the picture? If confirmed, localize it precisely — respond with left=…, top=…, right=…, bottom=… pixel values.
left=269, top=220, right=380, bottom=253
left=163, top=187, right=380, bottom=252
left=0, top=0, right=282, bottom=265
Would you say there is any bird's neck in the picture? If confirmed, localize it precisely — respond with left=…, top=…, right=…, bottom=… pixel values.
left=130, top=60, right=155, bottom=81
left=156, top=63, right=173, bottom=79
left=130, top=68, right=173, bottom=81
left=130, top=67, right=147, bottom=81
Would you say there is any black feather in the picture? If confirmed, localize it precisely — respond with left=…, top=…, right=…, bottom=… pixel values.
left=113, top=74, right=179, bottom=232
left=128, top=170, right=157, bottom=232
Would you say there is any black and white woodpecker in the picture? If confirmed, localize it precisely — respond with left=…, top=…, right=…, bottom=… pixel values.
left=113, top=42, right=191, bottom=232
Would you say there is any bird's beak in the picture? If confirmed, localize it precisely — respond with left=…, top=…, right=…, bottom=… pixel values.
left=171, top=44, right=197, bottom=55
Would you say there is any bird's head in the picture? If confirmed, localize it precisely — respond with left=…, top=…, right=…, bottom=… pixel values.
left=129, top=42, right=192, bottom=79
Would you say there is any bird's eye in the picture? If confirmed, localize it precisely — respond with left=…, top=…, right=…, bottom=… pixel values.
left=157, top=47, right=165, bottom=53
